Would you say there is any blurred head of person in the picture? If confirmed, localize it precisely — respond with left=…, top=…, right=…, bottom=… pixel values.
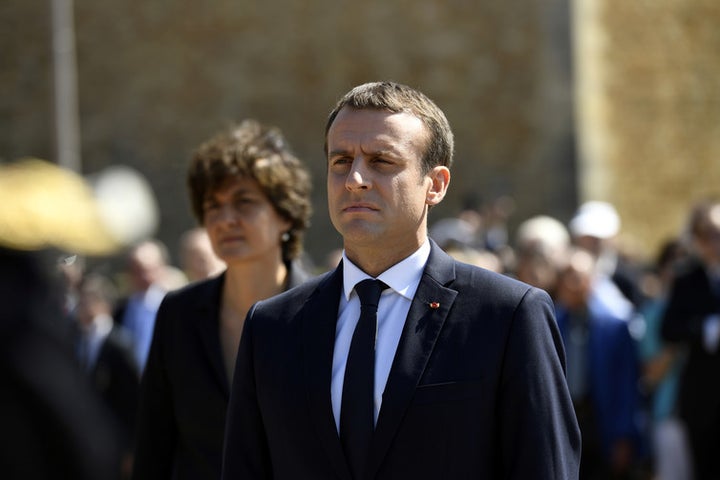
left=444, top=246, right=503, bottom=273
left=555, top=247, right=597, bottom=313
left=178, top=227, right=226, bottom=282
left=640, top=237, right=689, bottom=300
left=187, top=120, right=312, bottom=267
left=76, top=273, right=117, bottom=331
left=688, top=199, right=720, bottom=268
left=569, top=201, right=620, bottom=258
left=126, top=239, right=170, bottom=292
left=514, top=215, right=570, bottom=295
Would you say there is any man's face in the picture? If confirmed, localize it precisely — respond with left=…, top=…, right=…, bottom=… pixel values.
left=556, top=250, right=594, bottom=311
left=326, top=107, right=448, bottom=261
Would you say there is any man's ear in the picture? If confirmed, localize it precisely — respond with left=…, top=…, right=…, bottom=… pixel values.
left=426, top=166, right=450, bottom=206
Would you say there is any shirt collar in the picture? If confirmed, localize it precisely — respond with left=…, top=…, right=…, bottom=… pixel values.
left=342, top=240, right=431, bottom=301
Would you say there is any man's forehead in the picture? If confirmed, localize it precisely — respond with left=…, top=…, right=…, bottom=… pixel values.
left=327, top=108, right=429, bottom=149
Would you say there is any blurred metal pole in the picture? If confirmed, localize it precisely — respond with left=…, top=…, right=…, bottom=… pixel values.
left=51, top=0, right=81, bottom=172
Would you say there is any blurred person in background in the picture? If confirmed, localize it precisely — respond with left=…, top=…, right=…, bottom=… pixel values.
left=57, top=253, right=85, bottom=317
left=637, top=239, right=692, bottom=480
left=429, top=216, right=477, bottom=252
left=323, top=246, right=345, bottom=273
left=554, top=247, right=644, bottom=480
left=429, top=215, right=504, bottom=272
left=132, top=119, right=313, bottom=480
left=178, top=227, right=226, bottom=283
left=569, top=201, right=645, bottom=311
left=443, top=244, right=504, bottom=273
left=114, top=239, right=174, bottom=373
left=481, top=194, right=515, bottom=254
left=513, top=214, right=571, bottom=299
left=75, top=272, right=140, bottom=479
left=661, top=199, right=720, bottom=480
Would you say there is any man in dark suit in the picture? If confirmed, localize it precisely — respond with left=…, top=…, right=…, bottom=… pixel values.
left=76, top=273, right=140, bottom=478
left=222, top=81, right=580, bottom=479
left=662, top=199, right=720, bottom=480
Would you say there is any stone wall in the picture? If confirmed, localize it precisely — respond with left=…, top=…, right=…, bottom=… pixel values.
left=575, top=0, right=720, bottom=259
left=2, top=0, right=576, bottom=265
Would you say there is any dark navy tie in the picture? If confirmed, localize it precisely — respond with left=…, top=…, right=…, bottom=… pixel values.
left=340, top=279, right=387, bottom=480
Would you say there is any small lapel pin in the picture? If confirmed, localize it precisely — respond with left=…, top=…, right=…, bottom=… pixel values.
left=429, top=301, right=440, bottom=309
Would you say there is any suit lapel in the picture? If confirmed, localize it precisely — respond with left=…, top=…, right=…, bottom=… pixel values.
left=301, top=266, right=353, bottom=480
left=193, top=264, right=310, bottom=400
left=368, top=243, right=458, bottom=478
left=190, top=276, right=229, bottom=397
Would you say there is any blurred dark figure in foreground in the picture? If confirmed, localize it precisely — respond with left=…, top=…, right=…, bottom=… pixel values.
left=0, top=248, right=123, bottom=479
left=0, top=158, right=158, bottom=479
left=662, top=199, right=720, bottom=480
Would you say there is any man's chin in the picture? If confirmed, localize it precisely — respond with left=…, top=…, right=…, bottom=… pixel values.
left=338, top=224, right=383, bottom=247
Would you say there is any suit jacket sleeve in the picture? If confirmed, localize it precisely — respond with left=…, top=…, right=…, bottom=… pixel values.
left=498, top=287, right=580, bottom=479
left=222, top=303, right=272, bottom=479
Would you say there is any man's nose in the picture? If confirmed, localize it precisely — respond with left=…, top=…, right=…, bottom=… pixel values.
left=345, top=159, right=371, bottom=191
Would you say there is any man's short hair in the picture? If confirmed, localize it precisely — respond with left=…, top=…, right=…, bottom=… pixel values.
left=324, top=81, right=454, bottom=174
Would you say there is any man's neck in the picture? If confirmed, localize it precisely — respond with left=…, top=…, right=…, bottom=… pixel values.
left=345, top=240, right=425, bottom=278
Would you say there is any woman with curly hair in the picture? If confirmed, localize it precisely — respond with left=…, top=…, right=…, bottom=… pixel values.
left=133, top=120, right=313, bottom=480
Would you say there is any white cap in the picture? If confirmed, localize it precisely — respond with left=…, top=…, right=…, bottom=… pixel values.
left=569, top=201, right=620, bottom=239
left=515, top=215, right=570, bottom=259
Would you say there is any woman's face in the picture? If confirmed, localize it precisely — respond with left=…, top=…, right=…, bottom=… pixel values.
left=202, top=176, right=290, bottom=266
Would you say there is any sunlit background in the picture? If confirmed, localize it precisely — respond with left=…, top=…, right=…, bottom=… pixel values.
left=2, top=0, right=719, bottom=266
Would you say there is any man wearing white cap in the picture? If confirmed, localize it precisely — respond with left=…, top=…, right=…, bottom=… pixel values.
left=569, top=201, right=644, bottom=311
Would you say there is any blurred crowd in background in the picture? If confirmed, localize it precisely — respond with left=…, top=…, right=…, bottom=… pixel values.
left=2, top=156, right=719, bottom=480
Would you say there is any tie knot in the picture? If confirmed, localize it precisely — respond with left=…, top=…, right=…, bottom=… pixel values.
left=355, top=279, right=387, bottom=310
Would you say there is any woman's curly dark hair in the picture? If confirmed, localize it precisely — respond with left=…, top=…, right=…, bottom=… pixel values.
left=187, top=120, right=312, bottom=262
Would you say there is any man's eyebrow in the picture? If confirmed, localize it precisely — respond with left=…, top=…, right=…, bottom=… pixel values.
left=328, top=148, right=350, bottom=158
left=328, top=147, right=396, bottom=158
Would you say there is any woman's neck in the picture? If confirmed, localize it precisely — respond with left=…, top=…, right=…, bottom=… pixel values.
left=222, top=257, right=288, bottom=316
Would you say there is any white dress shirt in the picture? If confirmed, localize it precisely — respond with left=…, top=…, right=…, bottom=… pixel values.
left=331, top=240, right=431, bottom=432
